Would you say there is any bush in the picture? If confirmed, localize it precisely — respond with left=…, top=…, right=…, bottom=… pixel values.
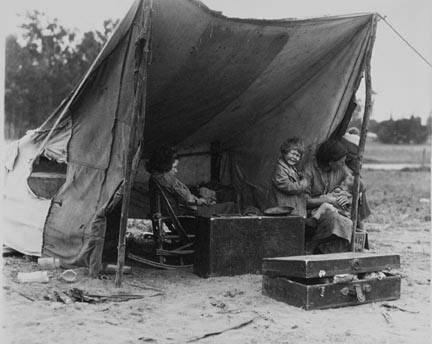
left=5, top=12, right=119, bottom=139
left=376, top=116, right=429, bottom=144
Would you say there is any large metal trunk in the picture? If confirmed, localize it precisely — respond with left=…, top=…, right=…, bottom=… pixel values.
left=262, top=252, right=401, bottom=310
left=194, top=215, right=304, bottom=277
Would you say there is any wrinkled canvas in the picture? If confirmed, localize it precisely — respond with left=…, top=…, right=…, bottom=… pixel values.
left=1, top=0, right=374, bottom=270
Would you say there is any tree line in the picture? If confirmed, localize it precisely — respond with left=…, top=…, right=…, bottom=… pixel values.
left=349, top=102, right=430, bottom=144
left=5, top=11, right=118, bottom=139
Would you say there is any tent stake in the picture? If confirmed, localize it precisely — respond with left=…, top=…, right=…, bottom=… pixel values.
left=350, top=15, right=378, bottom=252
left=115, top=0, right=152, bottom=287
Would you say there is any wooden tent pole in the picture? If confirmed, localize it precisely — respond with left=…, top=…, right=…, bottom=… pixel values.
left=115, top=0, right=152, bottom=287
left=350, top=15, right=378, bottom=252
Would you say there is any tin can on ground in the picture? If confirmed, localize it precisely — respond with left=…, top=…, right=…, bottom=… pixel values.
left=102, top=264, right=131, bottom=274
left=17, top=271, right=50, bottom=283
left=354, top=231, right=367, bottom=252
left=60, top=269, right=78, bottom=282
left=38, top=257, right=61, bottom=269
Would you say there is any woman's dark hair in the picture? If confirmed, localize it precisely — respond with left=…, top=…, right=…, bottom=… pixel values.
left=146, top=146, right=178, bottom=173
left=316, top=139, right=347, bottom=167
left=280, top=137, right=305, bottom=155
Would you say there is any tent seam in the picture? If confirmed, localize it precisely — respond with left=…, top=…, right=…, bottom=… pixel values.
left=186, top=0, right=373, bottom=27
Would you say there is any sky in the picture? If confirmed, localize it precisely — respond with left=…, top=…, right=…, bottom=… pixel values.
left=1, top=0, right=431, bottom=126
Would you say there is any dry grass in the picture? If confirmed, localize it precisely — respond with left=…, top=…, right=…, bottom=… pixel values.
left=364, top=141, right=431, bottom=164
left=363, top=170, right=430, bottom=225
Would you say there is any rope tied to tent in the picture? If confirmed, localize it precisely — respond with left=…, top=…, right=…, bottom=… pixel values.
left=377, top=14, right=432, bottom=69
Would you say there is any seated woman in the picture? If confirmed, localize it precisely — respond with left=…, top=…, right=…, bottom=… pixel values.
left=146, top=146, right=237, bottom=217
left=304, top=139, right=354, bottom=254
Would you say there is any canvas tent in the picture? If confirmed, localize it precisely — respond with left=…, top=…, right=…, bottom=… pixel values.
left=1, top=0, right=377, bottom=274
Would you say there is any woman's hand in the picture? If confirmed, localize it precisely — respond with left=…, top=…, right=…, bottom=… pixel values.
left=336, top=194, right=350, bottom=207
left=324, top=194, right=338, bottom=205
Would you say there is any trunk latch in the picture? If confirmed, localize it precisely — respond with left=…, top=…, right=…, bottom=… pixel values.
left=340, top=283, right=372, bottom=302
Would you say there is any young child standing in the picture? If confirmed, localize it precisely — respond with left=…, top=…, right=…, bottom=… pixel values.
left=272, top=137, right=309, bottom=217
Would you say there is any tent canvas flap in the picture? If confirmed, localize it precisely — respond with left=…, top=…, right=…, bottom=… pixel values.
left=1, top=0, right=376, bottom=270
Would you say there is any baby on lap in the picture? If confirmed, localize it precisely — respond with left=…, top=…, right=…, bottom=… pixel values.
left=312, top=170, right=354, bottom=220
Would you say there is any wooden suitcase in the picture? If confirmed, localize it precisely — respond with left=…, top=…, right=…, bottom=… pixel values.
left=262, top=252, right=401, bottom=310
left=194, top=215, right=304, bottom=277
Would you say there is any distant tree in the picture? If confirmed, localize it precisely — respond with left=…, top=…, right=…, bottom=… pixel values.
left=376, top=116, right=429, bottom=144
left=427, top=113, right=432, bottom=137
left=5, top=11, right=119, bottom=139
left=349, top=97, right=429, bottom=144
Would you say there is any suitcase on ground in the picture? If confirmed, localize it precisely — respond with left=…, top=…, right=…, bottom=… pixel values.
left=194, top=215, right=304, bottom=277
left=262, top=252, right=401, bottom=310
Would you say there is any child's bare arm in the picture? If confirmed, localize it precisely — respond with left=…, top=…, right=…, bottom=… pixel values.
left=307, top=193, right=337, bottom=208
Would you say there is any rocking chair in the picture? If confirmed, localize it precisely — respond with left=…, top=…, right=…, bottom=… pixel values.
left=128, top=176, right=196, bottom=269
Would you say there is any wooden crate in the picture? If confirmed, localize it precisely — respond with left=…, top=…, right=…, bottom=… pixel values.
left=262, top=252, right=401, bottom=310
left=194, top=215, right=304, bottom=277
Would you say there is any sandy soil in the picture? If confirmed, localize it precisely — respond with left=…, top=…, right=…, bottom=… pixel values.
left=1, top=170, right=430, bottom=344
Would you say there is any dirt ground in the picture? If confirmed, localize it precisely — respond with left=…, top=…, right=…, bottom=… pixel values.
left=1, top=170, right=430, bottom=344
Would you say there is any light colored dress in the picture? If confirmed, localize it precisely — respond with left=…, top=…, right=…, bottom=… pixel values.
left=272, top=158, right=308, bottom=217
